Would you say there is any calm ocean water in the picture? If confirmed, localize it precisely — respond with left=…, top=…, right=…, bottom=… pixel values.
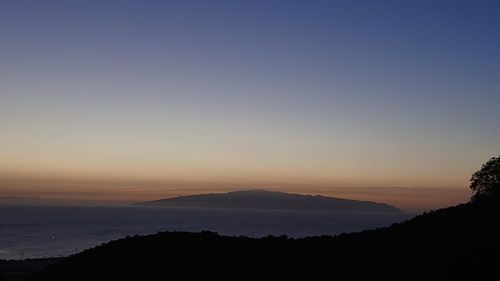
left=0, top=205, right=412, bottom=260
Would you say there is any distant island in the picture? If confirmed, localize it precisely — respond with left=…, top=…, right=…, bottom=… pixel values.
left=136, top=190, right=401, bottom=213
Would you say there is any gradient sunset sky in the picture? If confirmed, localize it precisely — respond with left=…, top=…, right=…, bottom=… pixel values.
left=1, top=0, right=499, bottom=210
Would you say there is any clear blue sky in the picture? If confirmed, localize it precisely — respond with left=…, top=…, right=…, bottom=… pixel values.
left=1, top=0, right=499, bottom=209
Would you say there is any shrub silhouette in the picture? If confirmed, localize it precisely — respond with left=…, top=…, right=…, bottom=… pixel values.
left=470, top=155, right=500, bottom=201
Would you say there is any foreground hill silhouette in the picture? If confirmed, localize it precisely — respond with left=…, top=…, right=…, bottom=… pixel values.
left=137, top=189, right=401, bottom=213
left=27, top=196, right=499, bottom=281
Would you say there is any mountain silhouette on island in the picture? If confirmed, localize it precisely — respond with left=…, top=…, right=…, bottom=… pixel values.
left=137, top=189, right=401, bottom=213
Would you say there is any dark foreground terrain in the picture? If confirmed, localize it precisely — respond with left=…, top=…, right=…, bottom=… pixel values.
left=1, top=197, right=498, bottom=281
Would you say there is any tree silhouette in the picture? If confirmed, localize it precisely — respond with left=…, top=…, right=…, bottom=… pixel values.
left=470, top=155, right=500, bottom=201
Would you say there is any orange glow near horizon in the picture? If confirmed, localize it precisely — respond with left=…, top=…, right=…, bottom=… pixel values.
left=0, top=173, right=471, bottom=211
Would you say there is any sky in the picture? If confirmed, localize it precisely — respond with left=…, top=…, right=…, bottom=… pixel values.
left=1, top=0, right=499, bottom=210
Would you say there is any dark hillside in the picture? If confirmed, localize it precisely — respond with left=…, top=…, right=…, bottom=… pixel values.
left=34, top=197, right=500, bottom=281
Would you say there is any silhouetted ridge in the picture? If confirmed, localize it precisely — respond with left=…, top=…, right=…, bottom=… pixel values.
left=32, top=196, right=500, bottom=281
left=137, top=189, right=401, bottom=213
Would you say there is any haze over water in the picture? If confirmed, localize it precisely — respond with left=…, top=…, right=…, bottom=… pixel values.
left=0, top=204, right=411, bottom=260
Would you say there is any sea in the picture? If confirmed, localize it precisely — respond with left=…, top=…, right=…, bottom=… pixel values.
left=0, top=204, right=413, bottom=260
